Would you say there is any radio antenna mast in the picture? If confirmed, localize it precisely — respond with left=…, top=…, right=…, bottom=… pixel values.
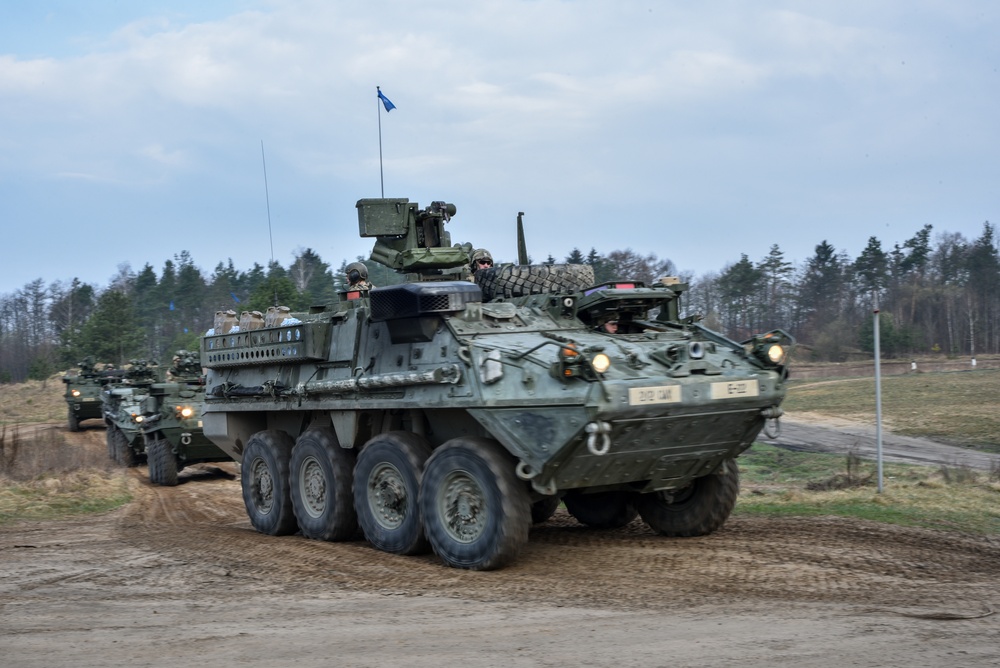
left=261, top=140, right=278, bottom=306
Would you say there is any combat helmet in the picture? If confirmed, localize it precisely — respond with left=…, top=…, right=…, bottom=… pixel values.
left=346, top=262, right=369, bottom=285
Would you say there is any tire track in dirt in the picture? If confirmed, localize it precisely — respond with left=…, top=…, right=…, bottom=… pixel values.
left=117, top=470, right=1000, bottom=613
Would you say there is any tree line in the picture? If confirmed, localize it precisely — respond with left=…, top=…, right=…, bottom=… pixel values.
left=1, top=221, right=997, bottom=383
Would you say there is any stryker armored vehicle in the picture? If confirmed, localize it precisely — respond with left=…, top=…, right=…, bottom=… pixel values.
left=62, top=357, right=124, bottom=431
left=103, top=360, right=162, bottom=466
left=200, top=198, right=793, bottom=570
left=140, top=350, right=231, bottom=486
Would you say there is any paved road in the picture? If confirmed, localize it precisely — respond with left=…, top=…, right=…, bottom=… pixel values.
left=762, top=414, right=1000, bottom=471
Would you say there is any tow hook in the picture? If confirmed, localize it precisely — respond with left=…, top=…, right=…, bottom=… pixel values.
left=585, top=421, right=612, bottom=456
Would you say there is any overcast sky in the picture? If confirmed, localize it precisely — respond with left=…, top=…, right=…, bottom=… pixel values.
left=2, top=0, right=997, bottom=296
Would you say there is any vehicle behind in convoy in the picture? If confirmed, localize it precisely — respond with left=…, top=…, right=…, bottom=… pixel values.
left=140, top=350, right=231, bottom=486
left=62, top=357, right=124, bottom=431
left=103, top=360, right=162, bottom=466
left=200, top=198, right=794, bottom=570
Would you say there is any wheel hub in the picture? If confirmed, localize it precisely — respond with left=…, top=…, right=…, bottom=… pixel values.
left=300, top=456, right=327, bottom=518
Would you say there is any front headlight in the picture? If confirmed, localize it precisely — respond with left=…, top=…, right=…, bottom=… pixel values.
left=71, top=389, right=81, bottom=397
left=179, top=406, right=194, bottom=419
left=131, top=413, right=144, bottom=423
left=591, top=353, right=611, bottom=374
left=766, top=344, right=785, bottom=364
left=742, top=329, right=795, bottom=368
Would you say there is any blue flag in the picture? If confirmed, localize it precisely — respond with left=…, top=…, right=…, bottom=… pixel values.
left=231, top=292, right=241, bottom=303
left=169, top=301, right=175, bottom=311
left=378, top=89, right=396, bottom=112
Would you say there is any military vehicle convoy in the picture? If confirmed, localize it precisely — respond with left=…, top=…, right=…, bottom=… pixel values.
left=103, top=360, right=162, bottom=466
left=140, top=351, right=231, bottom=486
left=200, top=198, right=793, bottom=570
left=62, top=357, right=124, bottom=431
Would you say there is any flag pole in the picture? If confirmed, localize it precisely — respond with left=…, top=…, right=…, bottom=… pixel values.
left=377, top=86, right=385, bottom=197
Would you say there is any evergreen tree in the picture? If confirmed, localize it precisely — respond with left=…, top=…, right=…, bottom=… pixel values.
left=78, top=289, right=146, bottom=366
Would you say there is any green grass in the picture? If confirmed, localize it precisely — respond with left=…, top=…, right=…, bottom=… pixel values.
left=784, top=368, right=1000, bottom=451
left=737, top=444, right=1000, bottom=535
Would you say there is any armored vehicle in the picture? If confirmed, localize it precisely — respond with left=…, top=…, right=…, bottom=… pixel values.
left=62, top=357, right=124, bottom=431
left=200, top=198, right=793, bottom=570
left=103, top=360, right=162, bottom=466
left=140, top=351, right=231, bottom=486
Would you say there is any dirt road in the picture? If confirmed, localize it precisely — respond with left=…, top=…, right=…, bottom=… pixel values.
left=766, top=412, right=1000, bottom=471
left=2, top=426, right=999, bottom=667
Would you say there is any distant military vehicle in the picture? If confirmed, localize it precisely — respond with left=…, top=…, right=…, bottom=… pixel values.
left=62, top=357, right=124, bottom=431
left=200, top=198, right=793, bottom=570
left=140, top=350, right=231, bottom=486
left=103, top=360, right=162, bottom=466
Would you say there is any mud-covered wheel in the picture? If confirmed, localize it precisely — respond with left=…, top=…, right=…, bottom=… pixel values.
left=67, top=409, right=79, bottom=432
left=242, top=430, right=298, bottom=536
left=354, top=431, right=433, bottom=555
left=106, top=427, right=117, bottom=462
left=115, top=429, right=138, bottom=467
left=290, top=428, right=357, bottom=541
left=637, top=460, right=740, bottom=536
left=475, top=263, right=595, bottom=301
left=147, top=437, right=178, bottom=487
left=530, top=495, right=562, bottom=524
left=564, top=490, right=639, bottom=529
left=146, top=436, right=160, bottom=482
left=419, top=437, right=531, bottom=570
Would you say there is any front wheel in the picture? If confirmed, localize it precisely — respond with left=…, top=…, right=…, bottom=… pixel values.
left=419, top=438, right=530, bottom=570
left=637, top=460, right=740, bottom=536
left=242, top=430, right=298, bottom=536
left=354, top=431, right=432, bottom=555
left=147, top=436, right=178, bottom=486
left=67, top=409, right=79, bottom=432
left=289, top=428, right=357, bottom=541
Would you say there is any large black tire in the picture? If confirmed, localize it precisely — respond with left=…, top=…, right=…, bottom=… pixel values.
left=289, top=428, right=357, bottom=542
left=68, top=409, right=79, bottom=432
left=354, top=431, right=433, bottom=555
left=147, top=436, right=178, bottom=487
left=475, top=263, right=595, bottom=301
left=242, top=430, right=298, bottom=536
left=111, top=428, right=138, bottom=467
left=419, top=437, right=531, bottom=570
left=530, top=495, right=562, bottom=524
left=106, top=427, right=117, bottom=462
left=637, top=460, right=740, bottom=537
left=563, top=490, right=639, bottom=529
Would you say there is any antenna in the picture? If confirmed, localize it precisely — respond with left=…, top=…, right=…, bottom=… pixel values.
left=261, top=141, right=278, bottom=306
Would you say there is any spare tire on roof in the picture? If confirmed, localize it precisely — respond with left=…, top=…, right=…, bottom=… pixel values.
left=475, top=263, right=595, bottom=301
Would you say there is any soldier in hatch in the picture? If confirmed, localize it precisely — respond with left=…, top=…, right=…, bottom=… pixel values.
left=345, top=262, right=375, bottom=291
left=468, top=248, right=493, bottom=281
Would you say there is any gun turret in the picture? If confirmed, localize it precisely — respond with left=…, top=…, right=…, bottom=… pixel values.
left=358, top=198, right=471, bottom=280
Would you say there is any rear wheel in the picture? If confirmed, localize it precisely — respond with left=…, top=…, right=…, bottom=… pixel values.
left=242, top=430, right=298, bottom=536
left=289, top=428, right=357, bottom=541
left=530, top=495, right=562, bottom=524
left=637, top=460, right=740, bottom=536
left=147, top=436, right=178, bottom=487
left=419, top=438, right=530, bottom=570
left=354, top=431, right=432, bottom=555
left=564, top=490, right=639, bottom=529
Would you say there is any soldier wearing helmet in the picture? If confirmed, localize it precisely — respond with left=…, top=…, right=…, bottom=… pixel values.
left=469, top=248, right=493, bottom=280
left=345, top=262, right=374, bottom=291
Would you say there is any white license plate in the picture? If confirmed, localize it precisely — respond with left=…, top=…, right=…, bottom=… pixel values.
left=628, top=386, right=682, bottom=406
left=710, top=379, right=759, bottom=399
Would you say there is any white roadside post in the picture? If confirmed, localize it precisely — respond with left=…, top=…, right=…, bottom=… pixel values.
left=873, top=294, right=884, bottom=494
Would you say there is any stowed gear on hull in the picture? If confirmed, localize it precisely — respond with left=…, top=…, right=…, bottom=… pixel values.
left=201, top=198, right=794, bottom=570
